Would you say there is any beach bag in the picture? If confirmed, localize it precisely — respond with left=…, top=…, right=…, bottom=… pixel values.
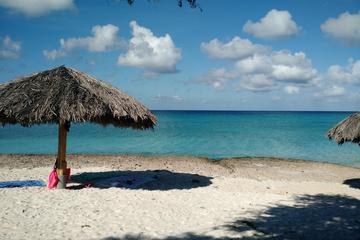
left=48, top=169, right=59, bottom=189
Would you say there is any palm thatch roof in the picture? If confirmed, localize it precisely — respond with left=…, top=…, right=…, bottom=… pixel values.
left=0, top=66, right=156, bottom=129
left=327, top=112, right=360, bottom=145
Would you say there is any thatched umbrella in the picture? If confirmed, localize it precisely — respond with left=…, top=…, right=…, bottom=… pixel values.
left=0, top=66, right=157, bottom=188
left=327, top=112, right=360, bottom=145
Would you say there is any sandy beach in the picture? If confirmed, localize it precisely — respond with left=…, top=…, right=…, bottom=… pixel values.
left=1, top=0, right=359, bottom=239
left=0, top=154, right=359, bottom=240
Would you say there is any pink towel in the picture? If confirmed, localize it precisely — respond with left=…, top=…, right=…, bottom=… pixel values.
left=47, top=170, right=59, bottom=189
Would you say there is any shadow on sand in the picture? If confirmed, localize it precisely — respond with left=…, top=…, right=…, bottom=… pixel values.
left=69, top=170, right=212, bottom=191
left=102, top=194, right=360, bottom=240
left=344, top=178, right=360, bottom=190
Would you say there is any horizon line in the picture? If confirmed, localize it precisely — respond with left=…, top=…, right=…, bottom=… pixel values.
left=150, top=109, right=357, bottom=112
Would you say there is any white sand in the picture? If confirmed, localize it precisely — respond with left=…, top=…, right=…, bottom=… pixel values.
left=0, top=155, right=359, bottom=240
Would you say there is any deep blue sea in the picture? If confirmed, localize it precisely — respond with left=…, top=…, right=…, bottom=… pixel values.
left=0, top=111, right=359, bottom=166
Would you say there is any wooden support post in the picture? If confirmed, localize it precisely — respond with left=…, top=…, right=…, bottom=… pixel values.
left=56, top=122, right=67, bottom=189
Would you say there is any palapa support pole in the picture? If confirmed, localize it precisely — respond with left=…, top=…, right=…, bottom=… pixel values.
left=56, top=122, right=68, bottom=189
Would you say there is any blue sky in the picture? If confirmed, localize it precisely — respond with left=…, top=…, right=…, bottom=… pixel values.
left=0, top=0, right=359, bottom=111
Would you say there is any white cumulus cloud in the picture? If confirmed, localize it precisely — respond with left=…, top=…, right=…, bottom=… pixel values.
left=326, top=59, right=360, bottom=84
left=117, top=21, right=181, bottom=74
left=43, top=24, right=124, bottom=60
left=243, top=9, right=300, bottom=39
left=239, top=74, right=278, bottom=92
left=198, top=36, right=318, bottom=92
left=200, top=36, right=267, bottom=60
left=234, top=54, right=272, bottom=74
left=321, top=11, right=360, bottom=46
left=0, top=36, right=21, bottom=59
left=284, top=85, right=300, bottom=94
left=0, top=0, right=75, bottom=17
left=271, top=51, right=317, bottom=83
left=317, top=85, right=346, bottom=97
left=198, top=68, right=238, bottom=90
left=235, top=50, right=317, bottom=84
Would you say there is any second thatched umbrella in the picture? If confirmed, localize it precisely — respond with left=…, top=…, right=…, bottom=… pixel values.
left=0, top=66, right=157, bottom=188
left=327, top=112, right=360, bottom=145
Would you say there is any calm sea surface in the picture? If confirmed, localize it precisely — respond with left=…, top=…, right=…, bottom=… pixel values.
left=0, top=111, right=359, bottom=166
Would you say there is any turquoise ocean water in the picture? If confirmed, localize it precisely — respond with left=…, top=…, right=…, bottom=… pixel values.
left=0, top=111, right=359, bottom=166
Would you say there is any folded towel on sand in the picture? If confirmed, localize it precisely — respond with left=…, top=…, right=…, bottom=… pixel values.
left=0, top=180, right=46, bottom=188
